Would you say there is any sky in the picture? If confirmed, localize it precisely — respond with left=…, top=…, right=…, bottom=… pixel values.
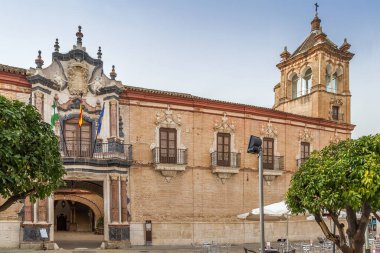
left=0, top=0, right=379, bottom=138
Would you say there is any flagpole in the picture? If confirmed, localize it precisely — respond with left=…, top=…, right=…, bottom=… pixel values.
left=79, top=92, right=83, bottom=157
left=91, top=102, right=105, bottom=158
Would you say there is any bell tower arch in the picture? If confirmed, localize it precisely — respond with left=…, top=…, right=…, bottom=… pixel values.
left=273, top=9, right=354, bottom=124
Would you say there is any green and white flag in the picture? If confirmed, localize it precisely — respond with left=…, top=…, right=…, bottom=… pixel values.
left=50, top=99, right=59, bottom=128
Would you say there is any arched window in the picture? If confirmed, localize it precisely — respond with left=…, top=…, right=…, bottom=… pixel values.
left=331, top=72, right=338, bottom=93
left=291, top=75, right=299, bottom=99
left=326, top=70, right=331, bottom=91
left=302, top=68, right=312, bottom=96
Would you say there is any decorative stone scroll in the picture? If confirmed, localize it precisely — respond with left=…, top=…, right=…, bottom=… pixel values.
left=213, top=112, right=235, bottom=133
left=67, top=61, right=89, bottom=95
left=155, top=105, right=181, bottom=128
left=260, top=120, right=278, bottom=138
left=330, top=97, right=343, bottom=106
left=298, top=126, right=313, bottom=142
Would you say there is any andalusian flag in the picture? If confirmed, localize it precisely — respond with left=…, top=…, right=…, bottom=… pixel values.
left=78, top=100, right=83, bottom=128
left=50, top=100, right=59, bottom=128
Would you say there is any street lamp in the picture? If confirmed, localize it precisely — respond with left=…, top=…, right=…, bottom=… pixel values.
left=247, top=135, right=264, bottom=252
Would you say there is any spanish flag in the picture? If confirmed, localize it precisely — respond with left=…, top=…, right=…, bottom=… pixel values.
left=78, top=100, right=83, bottom=128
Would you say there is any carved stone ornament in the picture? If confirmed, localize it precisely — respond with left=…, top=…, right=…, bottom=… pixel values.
left=155, top=105, right=181, bottom=128
left=260, top=120, right=278, bottom=138
left=53, top=72, right=67, bottom=88
left=330, top=97, right=343, bottom=106
left=330, top=130, right=341, bottom=144
left=298, top=126, right=313, bottom=142
left=67, top=62, right=89, bottom=95
left=214, top=112, right=235, bottom=133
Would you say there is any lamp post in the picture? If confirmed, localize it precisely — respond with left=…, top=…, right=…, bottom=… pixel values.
left=247, top=135, right=264, bottom=252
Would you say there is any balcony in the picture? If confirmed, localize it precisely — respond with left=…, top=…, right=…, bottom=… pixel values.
left=263, top=156, right=284, bottom=170
left=210, top=152, right=241, bottom=168
left=329, top=112, right=344, bottom=121
left=60, top=138, right=133, bottom=167
left=210, top=152, right=241, bottom=184
left=152, top=148, right=187, bottom=165
left=152, top=147, right=188, bottom=182
left=262, top=156, right=284, bottom=183
left=297, top=157, right=308, bottom=168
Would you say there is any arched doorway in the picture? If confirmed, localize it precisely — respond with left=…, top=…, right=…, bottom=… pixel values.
left=53, top=180, right=104, bottom=249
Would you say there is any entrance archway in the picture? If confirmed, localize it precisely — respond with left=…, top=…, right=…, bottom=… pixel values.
left=53, top=180, right=104, bottom=249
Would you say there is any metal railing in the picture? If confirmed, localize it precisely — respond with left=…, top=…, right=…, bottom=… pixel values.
left=330, top=112, right=344, bottom=121
left=210, top=152, right=241, bottom=168
left=263, top=156, right=284, bottom=170
left=60, top=139, right=132, bottom=161
left=297, top=157, right=308, bottom=168
left=152, top=147, right=187, bottom=165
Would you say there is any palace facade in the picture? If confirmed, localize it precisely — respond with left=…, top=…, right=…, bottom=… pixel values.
left=0, top=13, right=354, bottom=249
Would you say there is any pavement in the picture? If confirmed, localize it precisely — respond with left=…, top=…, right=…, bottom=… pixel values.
left=0, top=232, right=318, bottom=253
left=0, top=244, right=250, bottom=253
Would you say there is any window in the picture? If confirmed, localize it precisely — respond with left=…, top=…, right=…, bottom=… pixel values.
left=302, top=68, right=312, bottom=96
left=331, top=72, right=338, bottom=93
left=325, top=71, right=331, bottom=91
left=291, top=75, right=299, bottom=99
left=300, top=142, right=310, bottom=162
left=332, top=106, right=339, bottom=120
left=64, top=118, right=92, bottom=157
left=159, top=128, right=177, bottom=163
left=326, top=72, right=338, bottom=93
left=217, top=133, right=231, bottom=166
left=263, top=138, right=274, bottom=170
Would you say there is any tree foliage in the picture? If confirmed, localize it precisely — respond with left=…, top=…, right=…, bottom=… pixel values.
left=0, top=95, right=65, bottom=212
left=286, top=134, right=380, bottom=253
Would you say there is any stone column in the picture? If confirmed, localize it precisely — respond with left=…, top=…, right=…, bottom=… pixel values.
left=34, top=92, right=44, bottom=116
left=109, top=100, right=118, bottom=137
left=24, top=196, right=33, bottom=222
left=110, top=175, right=119, bottom=223
left=121, top=176, right=128, bottom=223
left=38, top=198, right=48, bottom=222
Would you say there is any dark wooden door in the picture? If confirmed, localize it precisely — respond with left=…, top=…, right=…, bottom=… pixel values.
left=64, top=118, right=92, bottom=157
left=159, top=128, right=177, bottom=163
left=263, top=137, right=274, bottom=169
left=217, top=133, right=231, bottom=166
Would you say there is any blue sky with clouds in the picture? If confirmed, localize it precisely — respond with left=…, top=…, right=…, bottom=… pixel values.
left=0, top=0, right=379, bottom=138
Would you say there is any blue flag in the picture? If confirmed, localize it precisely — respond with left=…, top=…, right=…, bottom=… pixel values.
left=97, top=103, right=105, bottom=134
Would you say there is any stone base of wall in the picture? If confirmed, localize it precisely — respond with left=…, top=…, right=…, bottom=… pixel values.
left=0, top=221, right=21, bottom=248
left=129, top=220, right=324, bottom=246
left=130, top=223, right=145, bottom=246
left=104, top=240, right=131, bottom=249
left=19, top=242, right=56, bottom=250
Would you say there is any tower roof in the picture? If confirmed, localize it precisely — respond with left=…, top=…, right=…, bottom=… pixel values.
left=290, top=29, right=338, bottom=57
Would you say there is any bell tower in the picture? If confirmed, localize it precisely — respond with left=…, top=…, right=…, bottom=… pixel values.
left=273, top=7, right=354, bottom=124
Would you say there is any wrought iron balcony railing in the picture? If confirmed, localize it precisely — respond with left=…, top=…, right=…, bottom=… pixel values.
left=330, top=112, right=344, bottom=121
left=210, top=152, right=241, bottom=168
left=60, top=139, right=132, bottom=161
left=263, top=156, right=284, bottom=170
left=296, top=157, right=308, bottom=168
left=152, top=147, right=187, bottom=165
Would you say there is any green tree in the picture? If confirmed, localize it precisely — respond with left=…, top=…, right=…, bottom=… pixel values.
left=286, top=135, right=380, bottom=253
left=0, top=95, right=65, bottom=212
